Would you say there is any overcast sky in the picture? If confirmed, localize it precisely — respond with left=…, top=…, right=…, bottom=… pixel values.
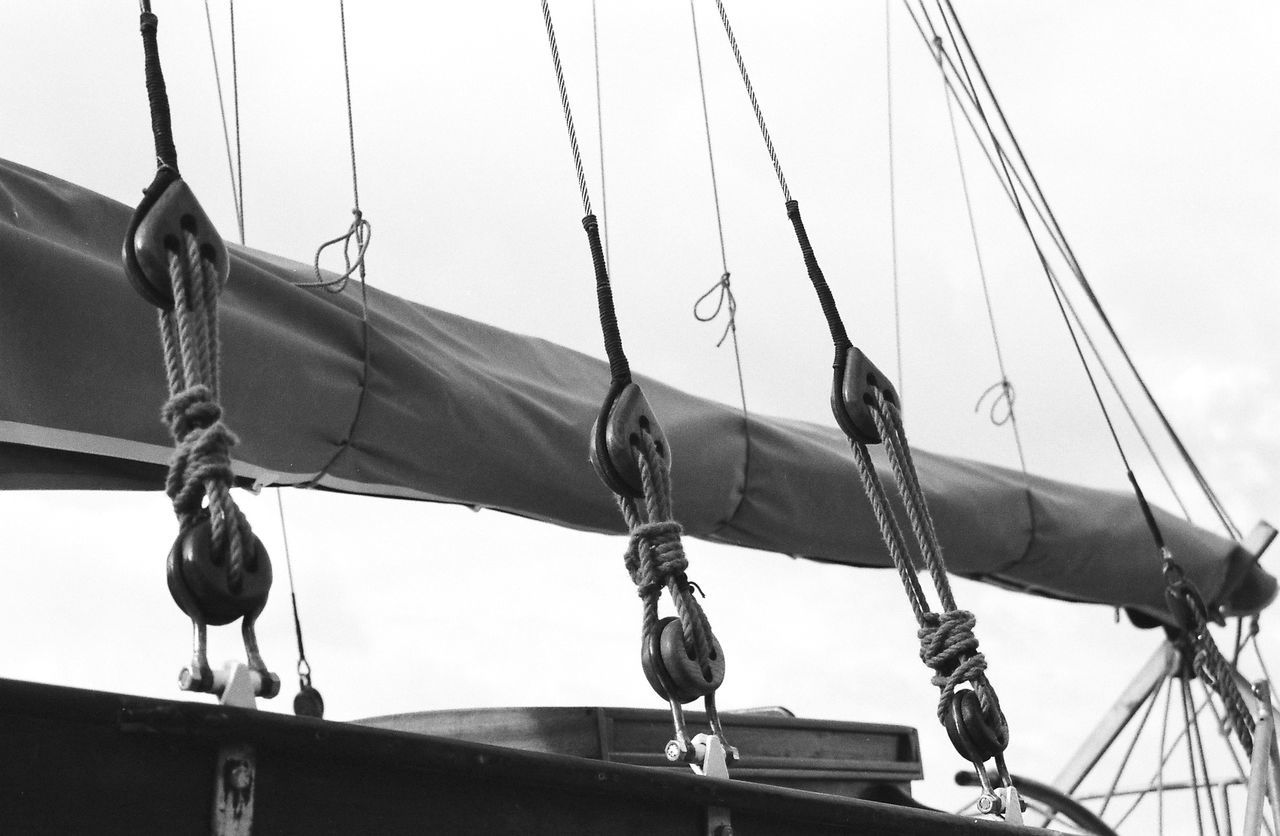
left=2, top=1, right=1277, bottom=826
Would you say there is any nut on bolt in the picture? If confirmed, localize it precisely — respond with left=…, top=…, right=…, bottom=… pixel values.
left=976, top=794, right=1003, bottom=816
left=664, top=739, right=685, bottom=762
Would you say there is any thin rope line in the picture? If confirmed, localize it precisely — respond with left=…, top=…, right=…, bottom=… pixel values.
left=691, top=0, right=747, bottom=514
left=1098, top=677, right=1164, bottom=816
left=884, top=0, right=904, bottom=396
left=340, top=0, right=361, bottom=213
left=711, top=0, right=790, bottom=202
left=591, top=0, right=609, bottom=271
left=230, top=0, right=243, bottom=241
left=540, top=0, right=592, bottom=217
left=203, top=0, right=243, bottom=244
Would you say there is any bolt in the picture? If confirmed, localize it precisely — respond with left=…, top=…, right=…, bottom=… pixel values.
left=664, top=740, right=683, bottom=762
left=976, top=794, right=1002, bottom=815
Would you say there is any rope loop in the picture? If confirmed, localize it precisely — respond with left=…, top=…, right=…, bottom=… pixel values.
left=163, top=385, right=238, bottom=521
left=974, top=378, right=1016, bottom=426
left=305, top=208, right=372, bottom=293
left=693, top=271, right=738, bottom=348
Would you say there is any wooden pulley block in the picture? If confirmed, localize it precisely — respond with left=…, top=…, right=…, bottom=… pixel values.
left=831, top=345, right=899, bottom=445
left=167, top=515, right=272, bottom=626
left=943, top=689, right=1005, bottom=764
left=642, top=616, right=725, bottom=704
left=123, top=167, right=229, bottom=310
left=590, top=382, right=669, bottom=499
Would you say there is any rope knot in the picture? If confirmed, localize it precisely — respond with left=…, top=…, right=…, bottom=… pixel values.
left=162, top=385, right=222, bottom=440
left=625, top=519, right=687, bottom=599
left=918, top=609, right=985, bottom=687
left=163, top=386, right=239, bottom=519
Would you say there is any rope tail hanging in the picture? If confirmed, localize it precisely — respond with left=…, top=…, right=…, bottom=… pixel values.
left=124, top=2, right=277, bottom=702
left=539, top=0, right=734, bottom=774
left=709, top=0, right=1017, bottom=815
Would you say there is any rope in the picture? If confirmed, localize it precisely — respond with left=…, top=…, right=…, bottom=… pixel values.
left=618, top=430, right=718, bottom=678
left=854, top=392, right=1009, bottom=749
left=158, top=229, right=253, bottom=591
left=709, top=0, right=1005, bottom=752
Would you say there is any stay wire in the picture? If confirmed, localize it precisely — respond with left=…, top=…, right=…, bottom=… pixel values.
left=711, top=0, right=851, bottom=360
left=932, top=2, right=1167, bottom=555
left=230, top=0, right=243, bottom=240
left=688, top=0, right=751, bottom=432
left=901, top=1, right=1192, bottom=520
left=931, top=26, right=1029, bottom=477
left=591, top=0, right=609, bottom=270
left=540, top=0, right=592, bottom=218
left=884, top=0, right=904, bottom=394
left=540, top=0, right=630, bottom=386
left=203, top=0, right=243, bottom=243
left=939, top=1, right=1239, bottom=541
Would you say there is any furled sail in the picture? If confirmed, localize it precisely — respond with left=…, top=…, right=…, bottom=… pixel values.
left=0, top=159, right=1270, bottom=620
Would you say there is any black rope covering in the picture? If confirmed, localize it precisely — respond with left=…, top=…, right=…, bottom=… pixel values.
left=139, top=11, right=179, bottom=171
left=785, top=200, right=851, bottom=362
left=584, top=214, right=630, bottom=386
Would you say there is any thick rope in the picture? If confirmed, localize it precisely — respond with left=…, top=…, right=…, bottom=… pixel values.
left=853, top=391, right=1008, bottom=749
left=618, top=430, right=717, bottom=678
left=159, top=228, right=252, bottom=590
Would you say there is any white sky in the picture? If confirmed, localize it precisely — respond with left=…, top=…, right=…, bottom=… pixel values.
left=1, top=1, right=1277, bottom=827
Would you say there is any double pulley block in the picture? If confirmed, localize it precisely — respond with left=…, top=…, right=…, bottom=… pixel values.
left=124, top=166, right=229, bottom=310
left=831, top=345, right=900, bottom=446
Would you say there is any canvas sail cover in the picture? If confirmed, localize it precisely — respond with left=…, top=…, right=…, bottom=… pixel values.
left=0, top=159, right=1270, bottom=620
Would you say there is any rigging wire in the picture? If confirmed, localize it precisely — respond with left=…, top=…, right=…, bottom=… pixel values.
left=929, top=16, right=1030, bottom=478
left=937, top=0, right=1240, bottom=541
left=901, top=1, right=1196, bottom=521
left=202, top=0, right=243, bottom=242
left=884, top=0, right=904, bottom=395
left=591, top=0, right=610, bottom=271
left=924, top=2, right=1169, bottom=559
